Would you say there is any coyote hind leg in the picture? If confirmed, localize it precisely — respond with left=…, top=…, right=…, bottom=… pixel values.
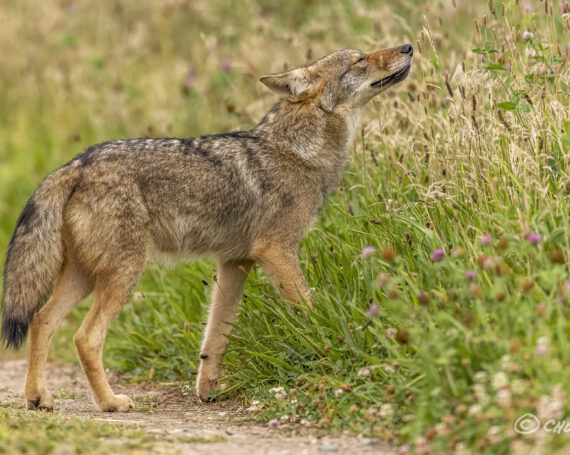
left=25, top=256, right=93, bottom=411
left=73, top=270, right=142, bottom=412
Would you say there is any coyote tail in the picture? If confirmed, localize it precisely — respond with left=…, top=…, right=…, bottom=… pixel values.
left=1, top=163, right=80, bottom=349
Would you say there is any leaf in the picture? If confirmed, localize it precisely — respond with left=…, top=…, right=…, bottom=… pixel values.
left=498, top=101, right=517, bottom=111
left=524, top=74, right=535, bottom=84
left=472, top=48, right=486, bottom=55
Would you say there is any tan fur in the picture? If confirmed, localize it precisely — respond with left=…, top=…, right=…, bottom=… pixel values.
left=2, top=45, right=413, bottom=411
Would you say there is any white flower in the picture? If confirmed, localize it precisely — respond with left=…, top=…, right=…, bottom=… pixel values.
left=474, top=371, right=488, bottom=383
left=492, top=371, right=509, bottom=389
left=334, top=388, right=344, bottom=398
left=468, top=404, right=482, bottom=416
left=511, top=379, right=526, bottom=395
left=497, top=389, right=512, bottom=408
left=379, top=403, right=393, bottom=419
left=269, top=387, right=287, bottom=399
left=357, top=367, right=371, bottom=377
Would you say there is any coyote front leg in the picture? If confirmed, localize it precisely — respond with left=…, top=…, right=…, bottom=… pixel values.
left=254, top=242, right=313, bottom=308
left=197, top=259, right=254, bottom=402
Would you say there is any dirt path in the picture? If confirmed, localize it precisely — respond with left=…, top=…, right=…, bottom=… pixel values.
left=0, top=358, right=395, bottom=455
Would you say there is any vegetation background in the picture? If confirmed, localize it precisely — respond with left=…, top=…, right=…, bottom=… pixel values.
left=1, top=0, right=569, bottom=453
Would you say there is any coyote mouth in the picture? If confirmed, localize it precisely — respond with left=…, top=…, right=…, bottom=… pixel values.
left=371, top=64, right=411, bottom=88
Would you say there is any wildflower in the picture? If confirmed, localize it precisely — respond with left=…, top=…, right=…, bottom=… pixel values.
left=381, top=246, right=397, bottom=262
left=269, top=386, right=287, bottom=399
left=415, top=436, right=430, bottom=454
left=357, top=367, right=371, bottom=377
left=526, top=231, right=541, bottom=244
left=492, top=371, right=509, bottom=389
left=442, top=95, right=453, bottom=105
left=396, top=329, right=409, bottom=344
left=469, top=284, right=482, bottom=298
left=535, top=337, right=549, bottom=356
left=468, top=404, right=482, bottom=416
left=563, top=1, right=569, bottom=13
left=268, top=418, right=279, bottom=427
left=465, top=270, right=477, bottom=281
left=417, top=290, right=430, bottom=306
left=497, top=389, right=512, bottom=408
left=523, top=2, right=534, bottom=12
left=550, top=250, right=565, bottom=264
left=536, top=301, right=546, bottom=317
left=219, top=59, right=232, bottom=71
left=453, top=247, right=465, bottom=257
left=487, top=426, right=503, bottom=445
left=376, top=272, right=390, bottom=287
left=182, top=67, right=198, bottom=92
left=474, top=371, right=488, bottom=383
left=334, top=388, right=344, bottom=398
left=511, top=379, right=526, bottom=395
left=361, top=245, right=376, bottom=258
left=366, top=303, right=379, bottom=317
left=474, top=384, right=490, bottom=405
left=430, top=248, right=445, bottom=262
left=480, top=234, right=493, bottom=246
left=522, top=30, right=534, bottom=40
left=520, top=278, right=534, bottom=293
left=496, top=236, right=509, bottom=250
left=386, top=327, right=397, bottom=340
left=379, top=403, right=394, bottom=419
left=562, top=280, right=570, bottom=295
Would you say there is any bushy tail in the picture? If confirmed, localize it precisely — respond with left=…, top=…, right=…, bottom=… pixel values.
left=1, top=164, right=80, bottom=349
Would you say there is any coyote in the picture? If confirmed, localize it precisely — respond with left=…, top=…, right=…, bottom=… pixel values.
left=1, top=44, right=412, bottom=411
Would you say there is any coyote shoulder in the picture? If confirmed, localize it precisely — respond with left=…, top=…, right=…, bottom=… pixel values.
left=1, top=44, right=412, bottom=411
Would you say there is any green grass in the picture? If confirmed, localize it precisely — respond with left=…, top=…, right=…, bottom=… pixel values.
left=0, top=408, right=156, bottom=455
left=1, top=0, right=569, bottom=453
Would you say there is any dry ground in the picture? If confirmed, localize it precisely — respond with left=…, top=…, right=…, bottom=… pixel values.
left=0, top=358, right=395, bottom=455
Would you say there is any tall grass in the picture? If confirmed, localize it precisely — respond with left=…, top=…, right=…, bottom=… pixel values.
left=1, top=0, right=569, bottom=453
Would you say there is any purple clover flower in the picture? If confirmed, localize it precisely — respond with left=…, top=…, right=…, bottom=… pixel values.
left=465, top=270, right=477, bottom=281
left=480, top=234, right=493, bottom=246
left=219, top=59, right=232, bottom=71
left=361, top=246, right=376, bottom=258
left=522, top=30, right=534, bottom=40
left=526, top=231, right=541, bottom=244
left=430, top=248, right=445, bottom=262
left=366, top=303, right=379, bottom=317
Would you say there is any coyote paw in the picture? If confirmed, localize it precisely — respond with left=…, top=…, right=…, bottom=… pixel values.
left=196, top=374, right=220, bottom=403
left=26, top=392, right=55, bottom=412
left=99, top=394, right=135, bottom=412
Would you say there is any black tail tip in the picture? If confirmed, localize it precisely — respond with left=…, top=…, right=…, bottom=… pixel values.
left=1, top=317, right=30, bottom=350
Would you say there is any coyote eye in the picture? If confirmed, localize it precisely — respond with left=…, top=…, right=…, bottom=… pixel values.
left=353, top=56, right=365, bottom=65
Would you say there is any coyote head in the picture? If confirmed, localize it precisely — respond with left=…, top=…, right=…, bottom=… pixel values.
left=259, top=44, right=413, bottom=113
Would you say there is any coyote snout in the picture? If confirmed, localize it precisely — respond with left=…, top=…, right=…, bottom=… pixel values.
left=2, top=45, right=411, bottom=411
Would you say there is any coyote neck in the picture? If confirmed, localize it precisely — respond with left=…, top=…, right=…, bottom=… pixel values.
left=255, top=100, right=360, bottom=170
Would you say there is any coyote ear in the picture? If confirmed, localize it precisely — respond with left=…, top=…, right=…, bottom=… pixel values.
left=259, top=68, right=315, bottom=97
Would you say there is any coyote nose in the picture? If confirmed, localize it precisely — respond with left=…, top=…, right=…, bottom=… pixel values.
left=400, top=43, right=413, bottom=55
